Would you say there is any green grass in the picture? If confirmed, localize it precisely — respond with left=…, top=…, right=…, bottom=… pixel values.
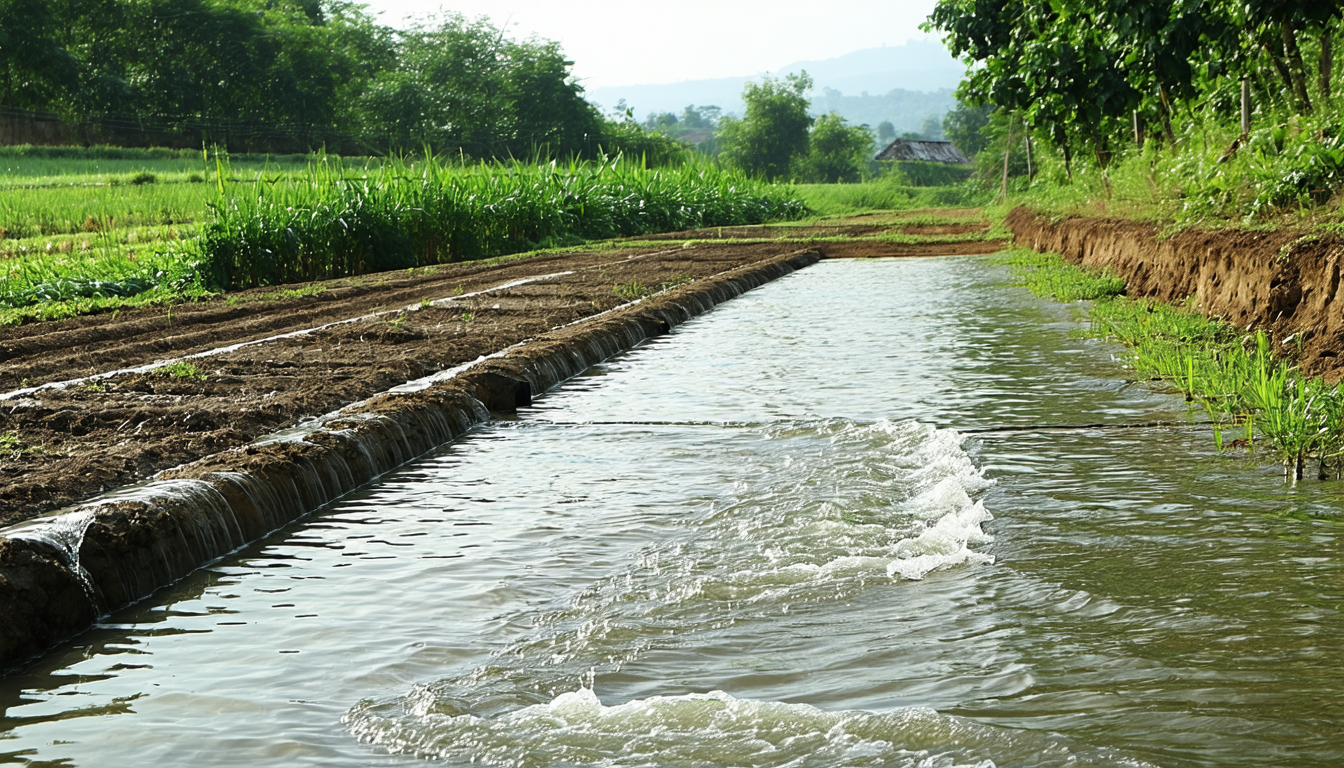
left=794, top=179, right=991, bottom=217
left=154, top=360, right=207, bottom=380
left=883, top=161, right=976, bottom=187
left=1001, top=111, right=1344, bottom=231
left=0, top=145, right=313, bottom=187
left=0, top=182, right=212, bottom=238
left=225, top=284, right=326, bottom=306
left=999, top=249, right=1125, bottom=301
left=1013, top=249, right=1344, bottom=481
left=890, top=212, right=990, bottom=226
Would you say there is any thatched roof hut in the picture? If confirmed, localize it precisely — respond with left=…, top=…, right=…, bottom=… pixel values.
left=875, top=139, right=972, bottom=164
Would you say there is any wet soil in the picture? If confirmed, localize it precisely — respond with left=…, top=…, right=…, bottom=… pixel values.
left=0, top=228, right=1007, bottom=526
left=1006, top=206, right=1344, bottom=381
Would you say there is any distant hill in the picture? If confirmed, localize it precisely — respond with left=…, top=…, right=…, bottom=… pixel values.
left=586, top=40, right=964, bottom=135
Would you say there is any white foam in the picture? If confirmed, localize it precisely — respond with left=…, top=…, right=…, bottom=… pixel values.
left=493, top=419, right=999, bottom=669
left=347, top=419, right=1017, bottom=765
left=347, top=687, right=1155, bottom=768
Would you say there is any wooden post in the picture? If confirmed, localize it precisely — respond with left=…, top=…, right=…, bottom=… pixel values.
left=1241, top=77, right=1251, bottom=135
left=1024, top=131, right=1033, bottom=179
left=1000, top=115, right=1013, bottom=201
left=1133, top=110, right=1141, bottom=145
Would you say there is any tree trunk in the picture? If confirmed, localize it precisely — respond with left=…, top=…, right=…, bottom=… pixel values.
left=1321, top=33, right=1334, bottom=102
left=1283, top=21, right=1313, bottom=113
left=1241, top=77, right=1251, bottom=135
left=1158, top=87, right=1176, bottom=146
left=1263, top=38, right=1297, bottom=104
left=1024, top=130, right=1033, bottom=179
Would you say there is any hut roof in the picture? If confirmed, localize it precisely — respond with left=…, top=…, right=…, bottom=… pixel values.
left=875, top=139, right=972, bottom=164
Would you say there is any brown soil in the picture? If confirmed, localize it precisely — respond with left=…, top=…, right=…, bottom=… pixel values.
left=815, top=240, right=1006, bottom=259
left=632, top=224, right=889, bottom=240
left=895, top=223, right=991, bottom=236
left=0, top=227, right=1003, bottom=527
left=1006, top=206, right=1344, bottom=381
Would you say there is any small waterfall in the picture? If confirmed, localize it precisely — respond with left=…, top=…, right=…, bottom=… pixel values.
left=8, top=509, right=100, bottom=607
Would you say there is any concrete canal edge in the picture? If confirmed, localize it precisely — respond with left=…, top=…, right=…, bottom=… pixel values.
left=0, top=248, right=822, bottom=671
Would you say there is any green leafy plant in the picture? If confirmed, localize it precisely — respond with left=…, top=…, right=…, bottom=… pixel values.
left=612, top=280, right=650, bottom=300
left=0, top=431, right=29, bottom=460
left=197, top=153, right=806, bottom=290
left=155, top=361, right=207, bottom=381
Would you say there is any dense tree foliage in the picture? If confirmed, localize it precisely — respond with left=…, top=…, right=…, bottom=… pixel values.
left=0, top=1, right=670, bottom=160
left=925, top=0, right=1344, bottom=169
left=717, top=73, right=814, bottom=180
left=713, top=72, right=878, bottom=183
left=349, top=14, right=602, bottom=157
left=796, top=113, right=873, bottom=183
left=0, top=0, right=78, bottom=109
left=942, top=101, right=993, bottom=157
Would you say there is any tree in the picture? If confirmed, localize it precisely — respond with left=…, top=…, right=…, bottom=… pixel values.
left=876, top=120, right=896, bottom=144
left=502, top=37, right=601, bottom=157
left=681, top=105, right=704, bottom=129
left=797, top=112, right=873, bottom=183
left=353, top=13, right=600, bottom=158
left=943, top=101, right=993, bottom=157
left=717, top=71, right=814, bottom=179
left=920, top=115, right=945, bottom=140
left=924, top=0, right=1344, bottom=174
left=0, top=0, right=78, bottom=109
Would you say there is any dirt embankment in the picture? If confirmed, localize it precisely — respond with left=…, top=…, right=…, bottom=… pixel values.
left=1006, top=207, right=1344, bottom=380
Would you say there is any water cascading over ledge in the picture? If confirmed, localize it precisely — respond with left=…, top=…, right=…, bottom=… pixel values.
left=0, top=248, right=822, bottom=671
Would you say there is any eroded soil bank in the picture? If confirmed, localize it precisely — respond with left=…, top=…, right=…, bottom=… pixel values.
left=1006, top=207, right=1344, bottom=380
left=0, top=220, right=1004, bottom=528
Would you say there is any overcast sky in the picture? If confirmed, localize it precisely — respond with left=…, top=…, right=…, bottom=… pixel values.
left=357, top=0, right=945, bottom=89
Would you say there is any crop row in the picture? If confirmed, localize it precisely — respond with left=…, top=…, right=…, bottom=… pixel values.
left=198, top=155, right=807, bottom=289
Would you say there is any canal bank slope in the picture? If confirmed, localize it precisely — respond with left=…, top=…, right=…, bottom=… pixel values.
left=1006, top=206, right=1344, bottom=381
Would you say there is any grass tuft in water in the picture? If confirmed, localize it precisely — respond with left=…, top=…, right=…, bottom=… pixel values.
left=1015, top=248, right=1344, bottom=482
left=998, top=249, right=1125, bottom=301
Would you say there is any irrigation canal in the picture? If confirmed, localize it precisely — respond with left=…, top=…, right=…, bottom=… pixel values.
left=3, top=256, right=1343, bottom=767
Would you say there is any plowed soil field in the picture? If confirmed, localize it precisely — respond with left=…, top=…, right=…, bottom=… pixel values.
left=0, top=225, right=1004, bottom=526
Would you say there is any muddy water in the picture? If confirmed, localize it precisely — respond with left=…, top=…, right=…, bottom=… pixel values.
left=3, top=257, right=1344, bottom=767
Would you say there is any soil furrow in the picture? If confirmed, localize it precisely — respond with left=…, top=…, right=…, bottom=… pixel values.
left=0, top=242, right=795, bottom=524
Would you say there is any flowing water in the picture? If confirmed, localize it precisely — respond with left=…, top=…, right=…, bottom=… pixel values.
left=3, top=257, right=1343, bottom=767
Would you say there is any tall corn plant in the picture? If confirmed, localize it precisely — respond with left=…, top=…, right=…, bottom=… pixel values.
left=197, top=153, right=806, bottom=290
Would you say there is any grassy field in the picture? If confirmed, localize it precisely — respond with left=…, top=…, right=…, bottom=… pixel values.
left=0, top=146, right=318, bottom=237
left=0, top=147, right=807, bottom=322
left=793, top=178, right=990, bottom=217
